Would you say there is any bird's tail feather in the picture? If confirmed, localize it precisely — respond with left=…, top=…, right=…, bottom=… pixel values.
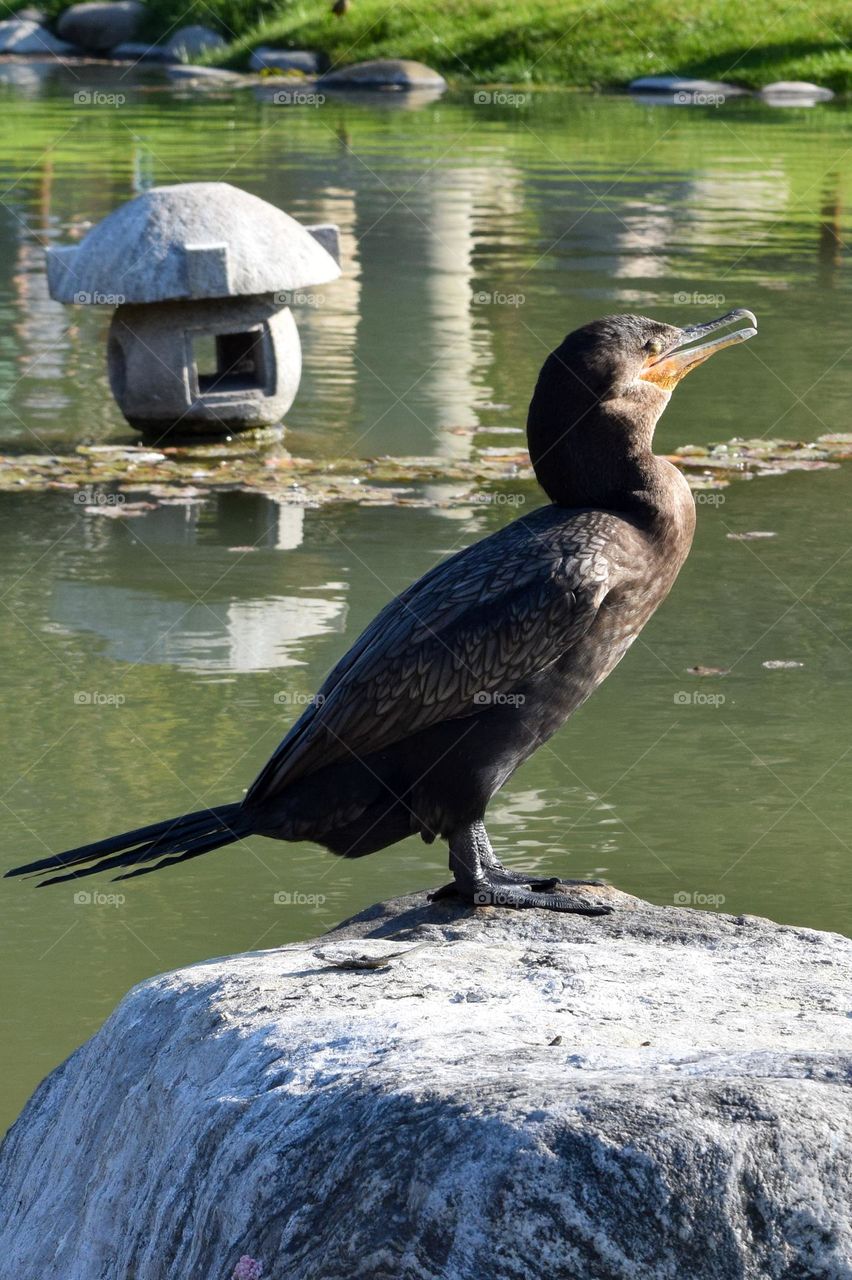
left=4, top=803, right=248, bottom=887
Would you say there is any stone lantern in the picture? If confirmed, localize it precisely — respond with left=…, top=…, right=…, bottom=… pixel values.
left=45, top=182, right=340, bottom=437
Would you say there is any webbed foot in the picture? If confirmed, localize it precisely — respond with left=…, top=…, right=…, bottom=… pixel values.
left=429, top=820, right=613, bottom=915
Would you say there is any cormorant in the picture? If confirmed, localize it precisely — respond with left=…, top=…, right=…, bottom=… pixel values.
left=7, top=309, right=756, bottom=911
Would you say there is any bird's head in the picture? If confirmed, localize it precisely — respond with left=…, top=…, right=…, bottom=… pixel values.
left=527, top=309, right=757, bottom=507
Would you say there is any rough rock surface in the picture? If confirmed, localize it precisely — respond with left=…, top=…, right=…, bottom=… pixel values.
left=1, top=888, right=850, bottom=1279
left=0, top=17, right=76, bottom=54
left=56, top=0, right=143, bottom=51
left=163, top=23, right=226, bottom=62
left=319, top=57, right=447, bottom=89
left=46, top=181, right=341, bottom=303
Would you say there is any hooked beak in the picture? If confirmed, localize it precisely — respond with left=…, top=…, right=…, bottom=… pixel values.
left=641, top=308, right=757, bottom=389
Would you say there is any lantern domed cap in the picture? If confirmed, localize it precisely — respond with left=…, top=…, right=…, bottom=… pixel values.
left=46, top=181, right=341, bottom=305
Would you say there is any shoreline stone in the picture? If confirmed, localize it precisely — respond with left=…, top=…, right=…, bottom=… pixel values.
left=628, top=74, right=749, bottom=99
left=56, top=0, right=144, bottom=52
left=162, top=23, right=226, bottom=63
left=0, top=889, right=849, bottom=1278
left=319, top=57, right=447, bottom=91
left=0, top=18, right=77, bottom=55
left=759, top=80, right=835, bottom=105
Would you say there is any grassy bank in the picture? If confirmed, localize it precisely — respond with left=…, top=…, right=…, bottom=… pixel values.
left=172, top=0, right=851, bottom=91
left=14, top=0, right=852, bottom=90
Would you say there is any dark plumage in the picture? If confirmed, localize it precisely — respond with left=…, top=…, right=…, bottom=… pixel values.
left=7, top=309, right=756, bottom=911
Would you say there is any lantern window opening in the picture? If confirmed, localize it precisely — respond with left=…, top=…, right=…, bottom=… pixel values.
left=191, top=328, right=270, bottom=396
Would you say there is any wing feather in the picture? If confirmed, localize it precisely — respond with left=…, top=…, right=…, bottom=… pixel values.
left=245, top=507, right=620, bottom=807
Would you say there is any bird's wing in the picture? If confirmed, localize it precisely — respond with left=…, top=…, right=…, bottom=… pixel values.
left=245, top=509, right=620, bottom=806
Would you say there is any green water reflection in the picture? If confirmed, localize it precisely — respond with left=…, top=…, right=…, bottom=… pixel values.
left=0, top=62, right=849, bottom=1131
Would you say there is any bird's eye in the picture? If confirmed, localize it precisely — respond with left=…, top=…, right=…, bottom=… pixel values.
left=645, top=338, right=664, bottom=356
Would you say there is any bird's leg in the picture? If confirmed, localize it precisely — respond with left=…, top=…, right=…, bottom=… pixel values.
left=429, top=820, right=611, bottom=915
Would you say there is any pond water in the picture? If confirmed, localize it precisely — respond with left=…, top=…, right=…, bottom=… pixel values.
left=0, top=61, right=850, bottom=1132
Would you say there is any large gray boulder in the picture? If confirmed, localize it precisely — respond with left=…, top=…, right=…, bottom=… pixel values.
left=56, top=0, right=143, bottom=51
left=628, top=74, right=749, bottom=100
left=0, top=888, right=849, bottom=1279
left=0, top=17, right=76, bottom=54
left=319, top=57, right=447, bottom=90
left=759, top=80, right=835, bottom=105
left=163, top=23, right=226, bottom=63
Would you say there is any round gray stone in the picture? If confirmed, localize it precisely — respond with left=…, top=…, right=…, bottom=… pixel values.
left=628, top=74, right=749, bottom=98
left=0, top=17, right=77, bottom=54
left=319, top=57, right=446, bottom=90
left=162, top=24, right=226, bottom=63
left=56, top=0, right=144, bottom=51
left=45, top=181, right=341, bottom=304
left=759, top=80, right=834, bottom=104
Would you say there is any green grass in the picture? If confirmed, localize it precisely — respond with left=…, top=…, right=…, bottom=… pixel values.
left=24, top=0, right=852, bottom=91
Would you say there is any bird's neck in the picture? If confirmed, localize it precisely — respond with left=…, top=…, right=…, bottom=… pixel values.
left=529, top=387, right=687, bottom=523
